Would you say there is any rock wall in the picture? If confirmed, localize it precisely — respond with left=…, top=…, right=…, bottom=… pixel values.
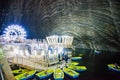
left=2, top=0, right=120, bottom=51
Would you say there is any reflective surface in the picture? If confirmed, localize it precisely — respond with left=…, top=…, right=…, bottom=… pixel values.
left=36, top=48, right=120, bottom=80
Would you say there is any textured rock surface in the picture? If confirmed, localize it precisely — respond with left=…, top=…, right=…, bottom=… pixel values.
left=1, top=0, right=120, bottom=51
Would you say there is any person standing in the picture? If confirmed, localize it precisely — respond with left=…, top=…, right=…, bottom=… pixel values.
left=64, top=53, right=68, bottom=63
left=58, top=53, right=61, bottom=64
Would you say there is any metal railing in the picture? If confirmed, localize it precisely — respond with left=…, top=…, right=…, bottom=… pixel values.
left=11, top=56, right=49, bottom=70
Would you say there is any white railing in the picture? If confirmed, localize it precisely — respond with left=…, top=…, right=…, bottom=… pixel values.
left=11, top=56, right=49, bottom=70
left=46, top=35, right=73, bottom=48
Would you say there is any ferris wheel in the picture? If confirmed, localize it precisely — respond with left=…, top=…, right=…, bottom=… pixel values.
left=3, top=25, right=27, bottom=41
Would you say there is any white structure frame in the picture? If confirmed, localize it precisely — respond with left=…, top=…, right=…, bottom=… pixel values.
left=2, top=25, right=26, bottom=42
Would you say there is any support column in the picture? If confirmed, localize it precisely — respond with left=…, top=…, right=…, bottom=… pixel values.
left=0, top=58, right=15, bottom=80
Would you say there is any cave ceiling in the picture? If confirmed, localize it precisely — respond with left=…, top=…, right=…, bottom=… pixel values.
left=0, top=0, right=120, bottom=51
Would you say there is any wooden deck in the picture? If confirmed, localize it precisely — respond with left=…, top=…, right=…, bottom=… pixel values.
left=8, top=55, right=59, bottom=70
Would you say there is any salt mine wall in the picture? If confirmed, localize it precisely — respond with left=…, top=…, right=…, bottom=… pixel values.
left=1, top=0, right=120, bottom=51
